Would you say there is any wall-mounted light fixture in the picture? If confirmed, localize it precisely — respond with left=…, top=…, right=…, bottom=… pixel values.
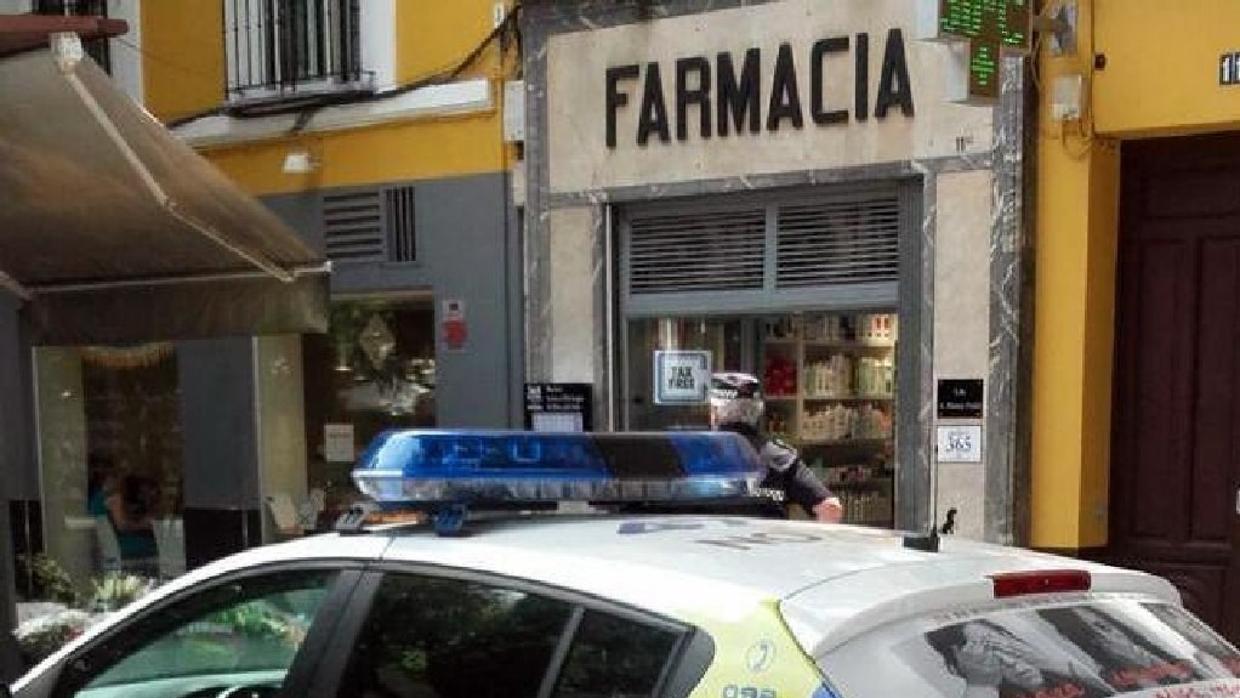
left=282, top=150, right=318, bottom=175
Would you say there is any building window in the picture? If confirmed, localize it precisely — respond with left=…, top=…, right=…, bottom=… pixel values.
left=34, top=0, right=111, bottom=73
left=223, top=0, right=364, bottom=102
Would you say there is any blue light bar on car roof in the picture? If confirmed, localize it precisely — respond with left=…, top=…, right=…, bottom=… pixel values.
left=352, top=430, right=764, bottom=506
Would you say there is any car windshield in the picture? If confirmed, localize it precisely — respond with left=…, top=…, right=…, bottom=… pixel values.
left=820, top=599, right=1240, bottom=697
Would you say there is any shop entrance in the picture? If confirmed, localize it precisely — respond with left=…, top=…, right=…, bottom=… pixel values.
left=617, top=183, right=918, bottom=529
left=1111, top=134, right=1240, bottom=643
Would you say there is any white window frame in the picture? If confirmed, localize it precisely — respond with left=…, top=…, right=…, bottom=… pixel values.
left=222, top=0, right=388, bottom=104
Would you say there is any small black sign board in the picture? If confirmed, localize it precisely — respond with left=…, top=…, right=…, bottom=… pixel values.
left=524, top=383, right=594, bottom=432
left=937, top=379, right=984, bottom=419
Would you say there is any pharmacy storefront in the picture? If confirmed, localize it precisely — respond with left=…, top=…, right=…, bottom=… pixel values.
left=519, top=0, right=1031, bottom=537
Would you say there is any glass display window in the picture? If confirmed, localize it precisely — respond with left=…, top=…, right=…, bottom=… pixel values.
left=32, top=344, right=186, bottom=597
left=624, top=311, right=898, bottom=527
left=302, top=299, right=436, bottom=527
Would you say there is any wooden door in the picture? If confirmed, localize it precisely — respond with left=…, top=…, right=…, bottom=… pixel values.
left=1112, top=134, right=1240, bottom=644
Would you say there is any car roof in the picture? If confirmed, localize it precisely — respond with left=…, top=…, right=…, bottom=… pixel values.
left=20, top=514, right=1179, bottom=690
left=280, top=515, right=1178, bottom=637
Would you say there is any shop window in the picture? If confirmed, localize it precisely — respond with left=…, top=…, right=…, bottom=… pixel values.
left=624, top=313, right=897, bottom=527
left=32, top=344, right=186, bottom=598
left=302, top=301, right=435, bottom=527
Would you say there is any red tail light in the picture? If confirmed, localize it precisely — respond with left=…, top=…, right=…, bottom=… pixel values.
left=990, top=570, right=1092, bottom=598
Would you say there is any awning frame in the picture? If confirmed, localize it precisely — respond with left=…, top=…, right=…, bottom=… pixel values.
left=53, top=32, right=300, bottom=286
left=0, top=29, right=332, bottom=343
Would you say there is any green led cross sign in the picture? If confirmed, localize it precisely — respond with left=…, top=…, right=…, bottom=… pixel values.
left=938, top=0, right=1031, bottom=100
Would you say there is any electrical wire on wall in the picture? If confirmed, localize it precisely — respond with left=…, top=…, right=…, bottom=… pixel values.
left=1033, top=0, right=1106, bottom=160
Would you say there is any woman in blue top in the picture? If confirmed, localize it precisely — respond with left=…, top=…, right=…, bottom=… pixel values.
left=88, top=471, right=157, bottom=563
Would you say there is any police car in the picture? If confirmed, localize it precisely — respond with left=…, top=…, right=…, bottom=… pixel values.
left=10, top=431, right=1240, bottom=698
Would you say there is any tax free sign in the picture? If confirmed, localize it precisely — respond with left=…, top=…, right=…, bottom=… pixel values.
left=546, top=0, right=994, bottom=192
left=654, top=351, right=712, bottom=405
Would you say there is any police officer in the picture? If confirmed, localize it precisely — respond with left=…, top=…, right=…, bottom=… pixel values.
left=709, top=372, right=844, bottom=523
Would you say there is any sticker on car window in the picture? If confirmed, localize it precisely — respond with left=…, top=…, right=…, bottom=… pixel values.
left=821, top=600, right=1240, bottom=698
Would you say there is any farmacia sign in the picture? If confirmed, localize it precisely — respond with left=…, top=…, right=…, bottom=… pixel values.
left=605, top=29, right=915, bottom=148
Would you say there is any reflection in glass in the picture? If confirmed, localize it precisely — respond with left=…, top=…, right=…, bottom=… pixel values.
left=303, top=301, right=437, bottom=528
left=33, top=344, right=185, bottom=600
left=339, top=574, right=572, bottom=698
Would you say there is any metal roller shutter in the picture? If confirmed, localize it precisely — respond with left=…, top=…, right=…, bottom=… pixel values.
left=628, top=207, right=766, bottom=293
left=621, top=186, right=907, bottom=316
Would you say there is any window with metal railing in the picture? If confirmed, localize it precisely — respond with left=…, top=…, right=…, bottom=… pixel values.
left=223, top=0, right=364, bottom=102
left=34, top=0, right=112, bottom=73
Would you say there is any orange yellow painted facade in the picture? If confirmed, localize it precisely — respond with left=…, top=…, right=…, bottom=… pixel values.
left=136, top=0, right=517, bottom=195
left=1034, top=0, right=1240, bottom=549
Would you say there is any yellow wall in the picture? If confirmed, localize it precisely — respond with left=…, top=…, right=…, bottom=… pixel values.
left=141, top=0, right=224, bottom=123
left=134, top=1, right=517, bottom=194
left=1033, top=0, right=1118, bottom=549
left=1034, top=0, right=1240, bottom=548
left=201, top=111, right=507, bottom=196
left=396, top=0, right=516, bottom=84
left=1094, top=0, right=1240, bottom=137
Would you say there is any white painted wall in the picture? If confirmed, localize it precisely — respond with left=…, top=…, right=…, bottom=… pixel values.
left=255, top=336, right=308, bottom=543
left=0, top=0, right=32, bottom=13
left=106, top=0, right=143, bottom=104
left=360, top=0, right=396, bottom=90
left=548, top=207, right=597, bottom=384
left=932, top=169, right=993, bottom=541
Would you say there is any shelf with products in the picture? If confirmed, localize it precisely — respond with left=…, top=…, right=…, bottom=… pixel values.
left=760, top=312, right=897, bottom=445
left=760, top=311, right=898, bottom=528
left=799, top=438, right=891, bottom=448
left=802, top=341, right=896, bottom=351
left=838, top=488, right=896, bottom=526
left=803, top=394, right=894, bottom=402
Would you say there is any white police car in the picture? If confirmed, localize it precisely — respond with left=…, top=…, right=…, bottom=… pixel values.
left=10, top=431, right=1240, bottom=698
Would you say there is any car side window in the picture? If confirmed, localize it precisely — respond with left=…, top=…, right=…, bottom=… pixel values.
left=553, top=610, right=682, bottom=698
left=336, top=573, right=575, bottom=698
left=55, top=569, right=338, bottom=698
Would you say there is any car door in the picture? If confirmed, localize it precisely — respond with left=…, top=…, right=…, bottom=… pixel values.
left=304, top=565, right=714, bottom=698
left=16, top=563, right=362, bottom=698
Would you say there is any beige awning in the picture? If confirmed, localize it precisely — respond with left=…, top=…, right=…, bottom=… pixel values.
left=0, top=35, right=328, bottom=344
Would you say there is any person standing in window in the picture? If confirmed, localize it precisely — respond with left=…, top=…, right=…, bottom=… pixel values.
left=709, top=372, right=844, bottom=523
left=89, top=468, right=157, bottom=568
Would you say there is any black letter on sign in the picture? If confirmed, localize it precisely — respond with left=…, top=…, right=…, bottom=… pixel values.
left=676, top=56, right=712, bottom=141
left=876, top=28, right=915, bottom=118
left=855, top=32, right=869, bottom=121
left=717, top=48, right=761, bottom=136
left=767, top=43, right=803, bottom=131
left=811, top=36, right=849, bottom=125
left=637, top=62, right=672, bottom=145
left=606, top=64, right=639, bottom=149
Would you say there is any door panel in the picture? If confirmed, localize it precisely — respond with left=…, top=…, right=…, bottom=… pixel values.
left=1128, top=238, right=1190, bottom=541
left=1113, top=134, right=1240, bottom=645
left=1193, top=239, right=1240, bottom=542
